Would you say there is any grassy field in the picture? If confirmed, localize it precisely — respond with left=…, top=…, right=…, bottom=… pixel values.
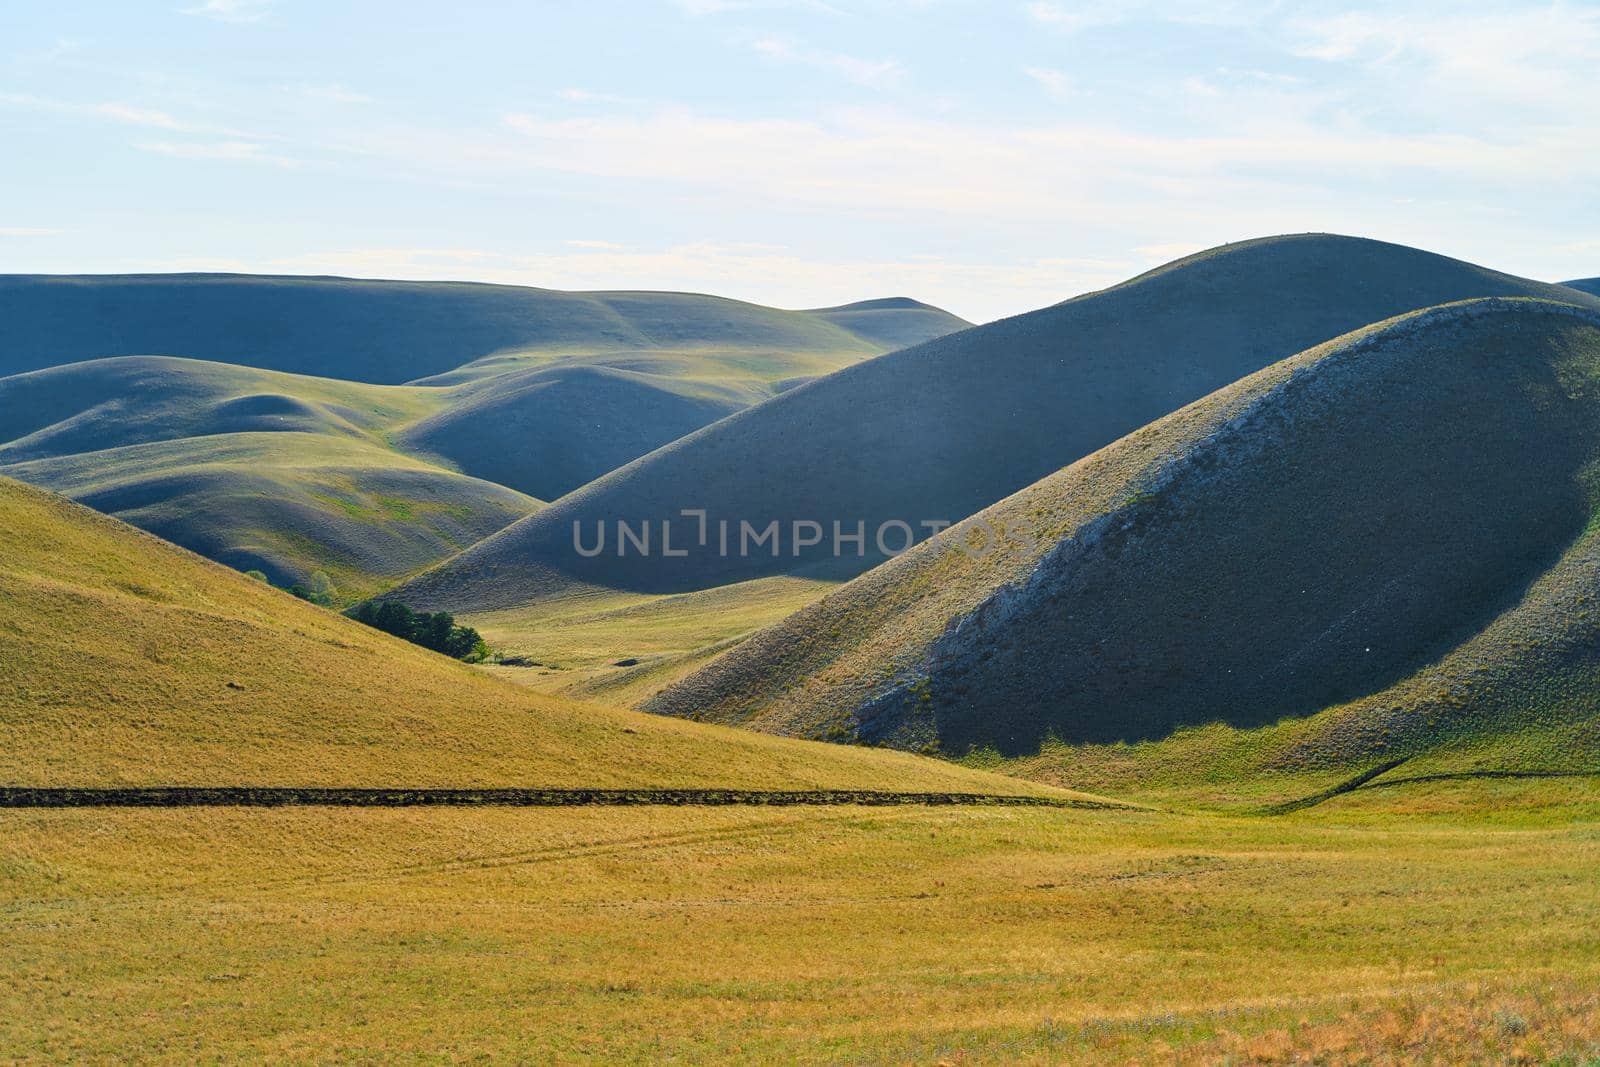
left=3, top=783, right=1598, bottom=1063
left=471, top=573, right=839, bottom=700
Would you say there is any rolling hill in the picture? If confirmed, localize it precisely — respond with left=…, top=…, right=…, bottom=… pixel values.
left=390, top=234, right=1600, bottom=615
left=0, top=356, right=541, bottom=597
left=0, top=287, right=967, bottom=592
left=1563, top=278, right=1600, bottom=297
left=0, top=274, right=969, bottom=384
left=394, top=360, right=767, bottom=500
left=0, top=474, right=1069, bottom=795
left=0, top=281, right=966, bottom=584
left=648, top=299, right=1600, bottom=785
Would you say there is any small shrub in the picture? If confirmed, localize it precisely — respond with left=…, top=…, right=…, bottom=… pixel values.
left=287, top=570, right=338, bottom=607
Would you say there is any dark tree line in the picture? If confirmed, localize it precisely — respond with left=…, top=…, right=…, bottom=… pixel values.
left=346, top=600, right=488, bottom=662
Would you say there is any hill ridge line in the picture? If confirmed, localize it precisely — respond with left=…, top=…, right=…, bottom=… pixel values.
left=0, top=786, right=1133, bottom=810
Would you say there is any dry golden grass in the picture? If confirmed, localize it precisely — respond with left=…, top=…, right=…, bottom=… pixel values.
left=3, top=791, right=1598, bottom=1063
left=471, top=573, right=838, bottom=701
left=0, top=476, right=1070, bottom=796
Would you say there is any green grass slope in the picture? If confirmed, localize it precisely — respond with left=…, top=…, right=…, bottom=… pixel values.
left=2, top=433, right=537, bottom=599
left=0, top=355, right=439, bottom=462
left=395, top=361, right=767, bottom=500
left=0, top=274, right=967, bottom=384
left=0, top=475, right=1070, bottom=796
left=648, top=299, right=1600, bottom=786
left=390, top=234, right=1600, bottom=612
left=1563, top=277, right=1600, bottom=298
left=0, top=357, right=541, bottom=597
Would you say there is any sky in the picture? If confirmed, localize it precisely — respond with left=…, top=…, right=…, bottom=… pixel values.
left=2, top=0, right=1599, bottom=323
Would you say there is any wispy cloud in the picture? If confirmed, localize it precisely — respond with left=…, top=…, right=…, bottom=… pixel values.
left=753, top=37, right=905, bottom=90
left=0, top=227, right=64, bottom=237
left=1023, top=66, right=1074, bottom=100
left=0, top=92, right=203, bottom=132
left=95, top=103, right=195, bottom=130
left=180, top=0, right=272, bottom=23
left=1024, top=2, right=1124, bottom=33
left=15, top=38, right=80, bottom=64
left=135, top=139, right=299, bottom=166
left=492, top=105, right=1586, bottom=226
left=559, top=87, right=631, bottom=105
left=675, top=0, right=840, bottom=15
left=1289, top=5, right=1600, bottom=112
left=296, top=84, right=372, bottom=105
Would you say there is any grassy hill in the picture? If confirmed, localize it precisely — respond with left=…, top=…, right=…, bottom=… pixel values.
left=390, top=234, right=1600, bottom=615
left=394, top=360, right=767, bottom=500
left=0, top=357, right=540, bottom=597
left=648, top=299, right=1600, bottom=790
left=1563, top=277, right=1600, bottom=299
left=0, top=274, right=968, bottom=385
left=0, top=474, right=1071, bottom=795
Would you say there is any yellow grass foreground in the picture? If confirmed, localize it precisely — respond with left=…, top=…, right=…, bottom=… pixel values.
left=4, top=781, right=1598, bottom=1064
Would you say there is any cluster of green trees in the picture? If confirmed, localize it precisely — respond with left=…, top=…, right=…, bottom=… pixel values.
left=345, top=600, right=488, bottom=662
left=240, top=566, right=487, bottom=661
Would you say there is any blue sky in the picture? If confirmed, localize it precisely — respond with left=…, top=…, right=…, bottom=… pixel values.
left=3, top=0, right=1598, bottom=322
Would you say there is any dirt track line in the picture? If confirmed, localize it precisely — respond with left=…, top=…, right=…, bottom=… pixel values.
left=0, top=787, right=1117, bottom=809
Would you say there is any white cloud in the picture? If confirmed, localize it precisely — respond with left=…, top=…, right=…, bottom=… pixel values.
left=489, top=105, right=1591, bottom=226
left=16, top=38, right=80, bottom=64
left=135, top=140, right=298, bottom=166
left=753, top=37, right=905, bottom=90
left=1023, top=66, right=1073, bottom=100
left=95, top=103, right=194, bottom=130
left=1024, top=2, right=1123, bottom=33
left=180, top=0, right=272, bottom=23
left=0, top=93, right=203, bottom=132
left=675, top=0, right=839, bottom=14
left=1290, top=5, right=1600, bottom=113
left=298, top=84, right=372, bottom=105
left=559, top=88, right=631, bottom=105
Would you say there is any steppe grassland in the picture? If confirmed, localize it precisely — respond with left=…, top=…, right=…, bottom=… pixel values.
left=3, top=782, right=1598, bottom=1063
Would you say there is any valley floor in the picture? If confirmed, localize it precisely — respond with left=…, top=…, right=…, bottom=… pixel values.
left=5, top=779, right=1599, bottom=1063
